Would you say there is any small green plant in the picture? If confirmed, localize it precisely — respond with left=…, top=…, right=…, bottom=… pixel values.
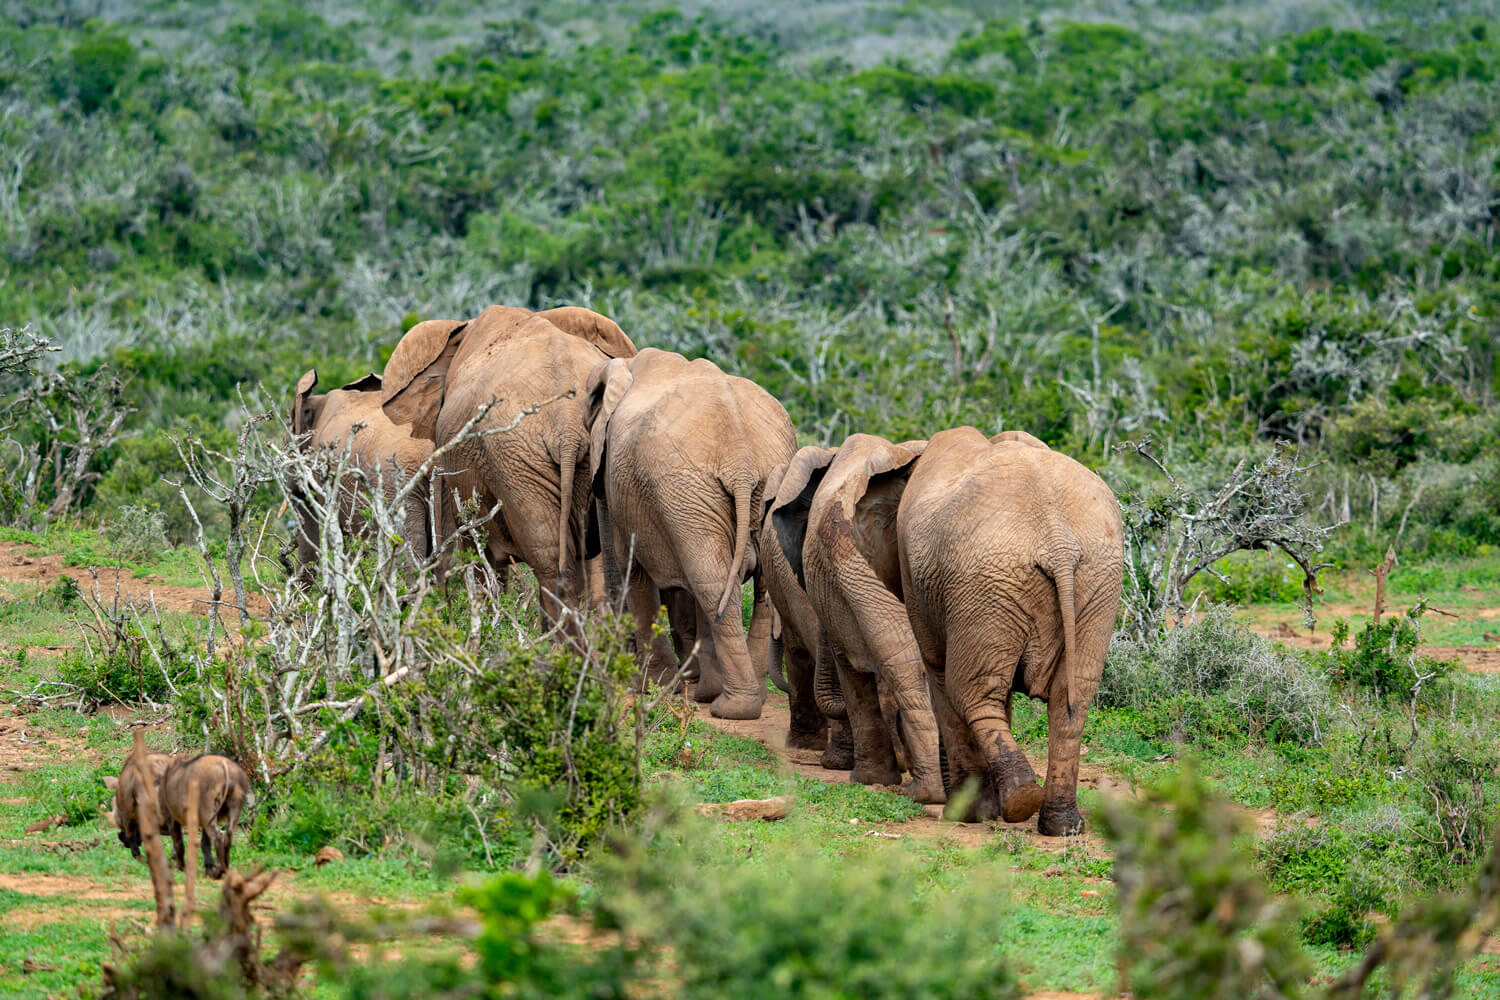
left=101, top=505, right=170, bottom=564
left=1321, top=606, right=1454, bottom=701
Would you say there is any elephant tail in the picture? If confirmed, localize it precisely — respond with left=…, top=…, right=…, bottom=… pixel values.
left=715, top=475, right=753, bottom=621
left=1054, top=554, right=1081, bottom=719
left=556, top=436, right=580, bottom=589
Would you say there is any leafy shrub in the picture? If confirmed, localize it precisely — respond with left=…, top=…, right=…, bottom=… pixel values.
left=600, top=817, right=1020, bottom=1000
left=66, top=26, right=138, bottom=113
left=1404, top=723, right=1499, bottom=869
left=59, top=633, right=182, bottom=707
left=1100, top=761, right=1311, bottom=999
left=1259, top=825, right=1387, bottom=946
left=1100, top=606, right=1333, bottom=745
left=1320, top=607, right=1454, bottom=702
left=100, top=504, right=170, bottom=563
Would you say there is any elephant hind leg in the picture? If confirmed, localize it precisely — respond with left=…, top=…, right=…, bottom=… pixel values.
left=948, top=628, right=1042, bottom=824
left=1037, top=621, right=1110, bottom=837
left=831, top=645, right=900, bottom=786
left=784, top=641, right=827, bottom=751
left=627, top=574, right=678, bottom=687
left=930, top=670, right=997, bottom=822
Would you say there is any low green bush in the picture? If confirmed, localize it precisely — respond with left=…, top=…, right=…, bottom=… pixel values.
left=1100, top=606, right=1334, bottom=746
left=1320, top=607, right=1455, bottom=702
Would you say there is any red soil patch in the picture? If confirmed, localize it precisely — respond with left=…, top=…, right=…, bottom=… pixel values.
left=0, top=540, right=266, bottom=616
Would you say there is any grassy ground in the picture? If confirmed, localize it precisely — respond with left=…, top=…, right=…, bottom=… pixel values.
left=1, top=552, right=1499, bottom=997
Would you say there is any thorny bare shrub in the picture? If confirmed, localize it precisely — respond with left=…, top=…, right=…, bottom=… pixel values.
left=134, top=391, right=665, bottom=863
left=1113, top=438, right=1339, bottom=642
left=1, top=365, right=135, bottom=524
left=1101, top=605, right=1334, bottom=746
left=0, top=323, right=55, bottom=379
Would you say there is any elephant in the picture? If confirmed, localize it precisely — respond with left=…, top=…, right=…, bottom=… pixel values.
left=766, top=435, right=944, bottom=803
left=759, top=460, right=854, bottom=766
left=584, top=348, right=796, bottom=720
left=289, top=370, right=434, bottom=573
left=379, top=305, right=637, bottom=623
left=871, top=427, right=1123, bottom=835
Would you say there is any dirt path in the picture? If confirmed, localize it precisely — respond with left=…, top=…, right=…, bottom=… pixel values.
left=690, top=690, right=1115, bottom=853
left=0, top=540, right=267, bottom=616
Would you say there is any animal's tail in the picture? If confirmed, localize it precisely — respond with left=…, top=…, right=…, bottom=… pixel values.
left=556, top=436, right=580, bottom=590
left=1054, top=555, right=1081, bottom=719
left=716, top=475, right=753, bottom=620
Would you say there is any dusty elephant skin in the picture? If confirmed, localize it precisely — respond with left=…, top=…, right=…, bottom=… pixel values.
left=585, top=348, right=796, bottom=720
left=894, top=428, right=1124, bottom=835
left=103, top=750, right=175, bottom=860
left=379, top=306, right=636, bottom=625
left=759, top=461, right=839, bottom=759
left=767, top=435, right=945, bottom=804
left=157, top=754, right=251, bottom=880
left=289, top=370, right=435, bottom=575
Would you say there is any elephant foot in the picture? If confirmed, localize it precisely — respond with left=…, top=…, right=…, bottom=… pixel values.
left=849, top=763, right=902, bottom=787
left=1038, top=802, right=1085, bottom=838
left=902, top=777, right=946, bottom=805
left=821, top=744, right=854, bottom=770
left=821, top=721, right=855, bottom=769
left=941, top=775, right=1000, bottom=822
left=692, top=676, right=723, bottom=703
left=1000, top=779, right=1044, bottom=824
left=786, top=728, right=828, bottom=752
left=709, top=693, right=763, bottom=720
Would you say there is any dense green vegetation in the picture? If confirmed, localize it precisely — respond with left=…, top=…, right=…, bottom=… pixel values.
left=2, top=0, right=1497, bottom=566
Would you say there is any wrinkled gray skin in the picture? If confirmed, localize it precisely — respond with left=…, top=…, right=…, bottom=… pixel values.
left=290, top=371, right=434, bottom=576
left=889, top=428, right=1124, bottom=835
left=767, top=435, right=944, bottom=803
left=760, top=461, right=853, bottom=766
left=379, top=306, right=636, bottom=624
left=585, top=348, right=796, bottom=720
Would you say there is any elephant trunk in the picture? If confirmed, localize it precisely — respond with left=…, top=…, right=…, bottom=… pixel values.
left=768, top=631, right=790, bottom=693
left=596, top=504, right=623, bottom=607
left=814, top=633, right=847, bottom=719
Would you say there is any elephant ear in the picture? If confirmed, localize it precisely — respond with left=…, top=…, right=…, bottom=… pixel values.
left=381, top=319, right=467, bottom=441
left=338, top=373, right=382, bottom=393
left=584, top=358, right=634, bottom=496
left=761, top=462, right=789, bottom=530
left=852, top=441, right=925, bottom=597
left=537, top=307, right=638, bottom=358
left=989, top=429, right=1049, bottom=449
left=769, top=446, right=837, bottom=588
left=292, top=370, right=318, bottom=435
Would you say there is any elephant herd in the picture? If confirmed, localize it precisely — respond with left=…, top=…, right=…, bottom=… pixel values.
left=290, top=305, right=1124, bottom=835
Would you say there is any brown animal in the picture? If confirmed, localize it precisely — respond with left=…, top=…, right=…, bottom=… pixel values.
left=158, top=755, right=251, bottom=880
left=103, top=750, right=175, bottom=859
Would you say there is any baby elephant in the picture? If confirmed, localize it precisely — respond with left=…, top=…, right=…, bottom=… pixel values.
left=158, top=754, right=251, bottom=880
left=104, top=750, right=175, bottom=860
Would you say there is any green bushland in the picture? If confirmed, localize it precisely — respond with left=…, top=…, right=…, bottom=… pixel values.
left=0, top=1, right=1496, bottom=574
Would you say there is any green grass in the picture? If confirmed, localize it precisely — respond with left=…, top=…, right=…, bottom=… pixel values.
left=2, top=547, right=1499, bottom=996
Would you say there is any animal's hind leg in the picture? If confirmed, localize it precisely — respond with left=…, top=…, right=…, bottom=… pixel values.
left=930, top=669, right=998, bottom=822
left=167, top=821, right=186, bottom=872
left=200, top=826, right=216, bottom=879
left=947, top=624, right=1042, bottom=824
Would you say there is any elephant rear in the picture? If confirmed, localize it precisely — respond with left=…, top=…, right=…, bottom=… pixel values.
left=897, top=428, right=1122, bottom=834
